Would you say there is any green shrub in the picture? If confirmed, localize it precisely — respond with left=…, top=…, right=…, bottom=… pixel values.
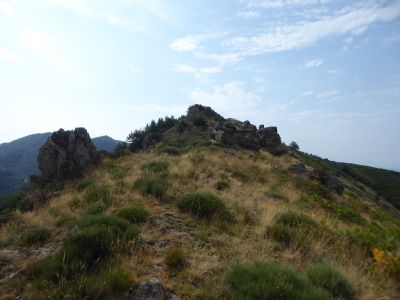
left=164, top=247, right=186, bottom=270
left=62, top=215, right=140, bottom=268
left=84, top=185, right=112, bottom=206
left=306, top=263, right=355, bottom=300
left=346, top=222, right=400, bottom=252
left=193, top=116, right=207, bottom=127
left=177, top=192, right=226, bottom=219
left=141, top=160, right=170, bottom=174
left=134, top=177, right=169, bottom=199
left=266, top=212, right=319, bottom=248
left=68, top=198, right=83, bottom=210
left=227, top=261, right=332, bottom=300
left=159, top=145, right=188, bottom=155
left=85, top=202, right=107, bottom=215
left=266, top=191, right=287, bottom=201
left=189, top=152, right=205, bottom=165
left=84, top=266, right=133, bottom=297
left=215, top=180, right=230, bottom=191
left=0, top=209, right=15, bottom=224
left=19, top=227, right=51, bottom=246
left=76, top=179, right=95, bottom=192
left=116, top=205, right=150, bottom=224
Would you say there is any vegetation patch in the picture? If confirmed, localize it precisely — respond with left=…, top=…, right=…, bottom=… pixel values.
left=177, top=192, right=227, bottom=219
left=84, top=185, right=112, bottom=206
left=266, top=212, right=319, bottom=249
left=134, top=177, right=169, bottom=199
left=61, top=215, right=140, bottom=268
left=141, top=159, right=170, bottom=174
left=306, top=262, right=356, bottom=300
left=19, top=227, right=51, bottom=246
left=227, top=261, right=333, bottom=300
left=116, top=204, right=150, bottom=224
left=215, top=179, right=230, bottom=191
left=164, top=247, right=186, bottom=270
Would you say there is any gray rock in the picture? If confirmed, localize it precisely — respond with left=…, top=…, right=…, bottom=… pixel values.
left=37, top=128, right=99, bottom=180
left=258, top=126, right=282, bottom=153
left=288, top=163, right=307, bottom=174
left=130, top=278, right=164, bottom=300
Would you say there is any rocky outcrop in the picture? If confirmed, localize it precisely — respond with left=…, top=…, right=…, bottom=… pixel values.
left=210, top=117, right=281, bottom=152
left=37, top=128, right=99, bottom=180
left=288, top=163, right=345, bottom=194
left=129, top=278, right=180, bottom=300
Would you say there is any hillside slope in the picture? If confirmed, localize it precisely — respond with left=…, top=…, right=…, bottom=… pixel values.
left=0, top=146, right=399, bottom=299
left=0, top=133, right=121, bottom=196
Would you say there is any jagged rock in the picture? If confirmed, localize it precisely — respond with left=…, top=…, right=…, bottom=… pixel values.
left=288, top=163, right=307, bottom=174
left=37, top=128, right=99, bottom=180
left=259, top=126, right=282, bottom=153
left=300, top=167, right=345, bottom=194
left=212, top=118, right=261, bottom=150
left=186, top=104, right=224, bottom=124
left=129, top=278, right=179, bottom=300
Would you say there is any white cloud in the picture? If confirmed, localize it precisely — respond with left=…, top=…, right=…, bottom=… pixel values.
left=116, top=104, right=187, bottom=116
left=237, top=10, right=259, bottom=19
left=172, top=64, right=222, bottom=83
left=49, top=0, right=174, bottom=33
left=20, top=30, right=60, bottom=60
left=317, top=90, right=340, bottom=98
left=229, top=2, right=400, bottom=56
left=304, top=58, right=324, bottom=68
left=190, top=81, right=261, bottom=113
left=0, top=46, right=22, bottom=63
left=326, top=69, right=343, bottom=75
left=0, top=1, right=12, bottom=16
left=248, top=0, right=330, bottom=9
left=129, top=64, right=141, bottom=73
left=176, top=1, right=400, bottom=69
left=170, top=35, right=206, bottom=52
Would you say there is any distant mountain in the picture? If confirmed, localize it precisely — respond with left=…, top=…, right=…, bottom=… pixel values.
left=92, top=135, right=121, bottom=153
left=0, top=132, right=121, bottom=196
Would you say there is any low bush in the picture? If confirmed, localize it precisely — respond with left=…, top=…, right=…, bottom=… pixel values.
left=85, top=202, right=107, bottom=215
left=266, top=212, right=319, bottom=248
left=76, top=179, right=95, bottom=192
left=0, top=208, right=15, bottom=224
left=134, top=177, right=169, bottom=199
left=61, top=215, right=140, bottom=269
left=19, top=227, right=51, bottom=246
left=83, top=266, right=133, bottom=298
left=227, top=261, right=332, bottom=300
left=306, top=263, right=355, bottom=300
left=189, top=152, right=205, bottom=165
left=215, top=180, right=230, bottom=191
left=84, top=185, right=112, bottom=206
left=177, top=192, right=226, bottom=219
left=141, top=160, right=170, bottom=174
left=164, top=247, right=186, bottom=270
left=116, top=205, right=150, bottom=224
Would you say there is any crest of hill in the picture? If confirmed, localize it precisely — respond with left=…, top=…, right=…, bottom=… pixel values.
left=126, top=104, right=282, bottom=154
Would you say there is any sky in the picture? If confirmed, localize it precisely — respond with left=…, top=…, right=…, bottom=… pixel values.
left=0, top=0, right=399, bottom=169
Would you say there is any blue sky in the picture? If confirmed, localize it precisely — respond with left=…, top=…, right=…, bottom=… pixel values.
left=0, top=0, right=399, bottom=169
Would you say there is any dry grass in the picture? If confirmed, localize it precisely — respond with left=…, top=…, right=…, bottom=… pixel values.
left=0, top=147, right=399, bottom=299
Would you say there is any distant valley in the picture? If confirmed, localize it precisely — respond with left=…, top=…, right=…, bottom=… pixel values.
left=0, top=132, right=121, bottom=196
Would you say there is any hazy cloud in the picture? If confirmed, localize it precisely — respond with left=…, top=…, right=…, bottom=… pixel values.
left=20, top=31, right=60, bottom=60
left=0, top=46, right=22, bottom=63
left=304, top=58, right=324, bottom=68
left=0, top=1, right=12, bottom=16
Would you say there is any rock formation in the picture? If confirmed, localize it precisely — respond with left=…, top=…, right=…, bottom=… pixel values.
left=37, top=128, right=99, bottom=180
left=187, top=105, right=282, bottom=153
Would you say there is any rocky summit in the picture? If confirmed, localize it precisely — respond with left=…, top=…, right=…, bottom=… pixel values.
left=37, top=128, right=99, bottom=180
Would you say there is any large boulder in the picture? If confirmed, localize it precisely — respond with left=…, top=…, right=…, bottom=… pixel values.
left=258, top=126, right=282, bottom=153
left=37, top=128, right=99, bottom=180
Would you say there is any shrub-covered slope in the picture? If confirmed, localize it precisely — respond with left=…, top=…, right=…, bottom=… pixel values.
left=0, top=146, right=399, bottom=299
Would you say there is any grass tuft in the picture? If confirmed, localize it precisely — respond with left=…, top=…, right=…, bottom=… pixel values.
left=116, top=204, right=150, bottom=224
left=177, top=192, right=226, bottom=219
